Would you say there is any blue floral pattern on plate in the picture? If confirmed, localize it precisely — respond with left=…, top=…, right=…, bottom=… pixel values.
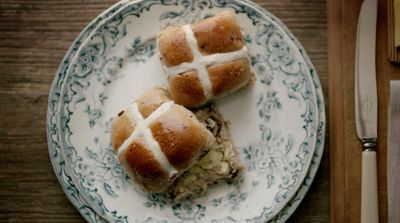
left=47, top=0, right=325, bottom=222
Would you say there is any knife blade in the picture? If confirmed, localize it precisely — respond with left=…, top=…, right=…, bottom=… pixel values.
left=355, top=0, right=379, bottom=222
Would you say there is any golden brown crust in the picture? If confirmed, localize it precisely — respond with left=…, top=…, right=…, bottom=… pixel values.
left=111, top=87, right=170, bottom=151
left=168, top=71, right=207, bottom=107
left=157, top=26, right=193, bottom=67
left=136, top=87, right=171, bottom=118
left=150, top=105, right=213, bottom=170
left=192, top=11, right=244, bottom=55
left=111, top=112, right=136, bottom=152
left=208, top=58, right=251, bottom=97
left=157, top=11, right=253, bottom=107
left=110, top=87, right=215, bottom=192
left=121, top=138, right=170, bottom=192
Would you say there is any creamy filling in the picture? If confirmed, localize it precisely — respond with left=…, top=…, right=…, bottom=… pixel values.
left=169, top=105, right=243, bottom=200
left=118, top=102, right=178, bottom=177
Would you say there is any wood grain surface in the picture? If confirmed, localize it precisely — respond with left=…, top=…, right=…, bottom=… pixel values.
left=328, top=0, right=400, bottom=222
left=0, top=0, right=329, bottom=222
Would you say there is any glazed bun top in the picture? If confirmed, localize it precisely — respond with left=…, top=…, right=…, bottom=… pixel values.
left=157, top=11, right=254, bottom=107
left=111, top=87, right=215, bottom=192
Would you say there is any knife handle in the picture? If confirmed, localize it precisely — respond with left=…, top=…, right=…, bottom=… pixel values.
left=361, top=150, right=379, bottom=223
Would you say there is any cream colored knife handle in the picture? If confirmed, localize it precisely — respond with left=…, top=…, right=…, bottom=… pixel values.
left=361, top=150, right=379, bottom=223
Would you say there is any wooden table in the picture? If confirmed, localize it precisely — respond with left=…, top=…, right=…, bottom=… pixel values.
left=329, top=0, right=400, bottom=222
left=0, top=0, right=329, bottom=222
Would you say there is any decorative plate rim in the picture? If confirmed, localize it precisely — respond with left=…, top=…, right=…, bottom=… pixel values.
left=58, top=1, right=321, bottom=220
left=46, top=0, right=326, bottom=222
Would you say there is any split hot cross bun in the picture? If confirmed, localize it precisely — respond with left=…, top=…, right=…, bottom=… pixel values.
left=111, top=87, right=215, bottom=192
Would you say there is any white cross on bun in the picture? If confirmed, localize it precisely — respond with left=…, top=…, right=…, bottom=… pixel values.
left=111, top=86, right=243, bottom=199
left=157, top=11, right=254, bottom=107
left=111, top=87, right=215, bottom=192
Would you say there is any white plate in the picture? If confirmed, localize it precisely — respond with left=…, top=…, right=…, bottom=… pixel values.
left=47, top=0, right=325, bottom=222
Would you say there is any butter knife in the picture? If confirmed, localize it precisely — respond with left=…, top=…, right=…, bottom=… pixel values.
left=355, top=0, right=379, bottom=222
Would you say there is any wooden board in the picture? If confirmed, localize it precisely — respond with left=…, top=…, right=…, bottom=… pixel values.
left=328, top=0, right=400, bottom=221
left=0, top=0, right=329, bottom=222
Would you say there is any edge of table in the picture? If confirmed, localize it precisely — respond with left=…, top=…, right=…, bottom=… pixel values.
left=328, top=0, right=398, bottom=221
